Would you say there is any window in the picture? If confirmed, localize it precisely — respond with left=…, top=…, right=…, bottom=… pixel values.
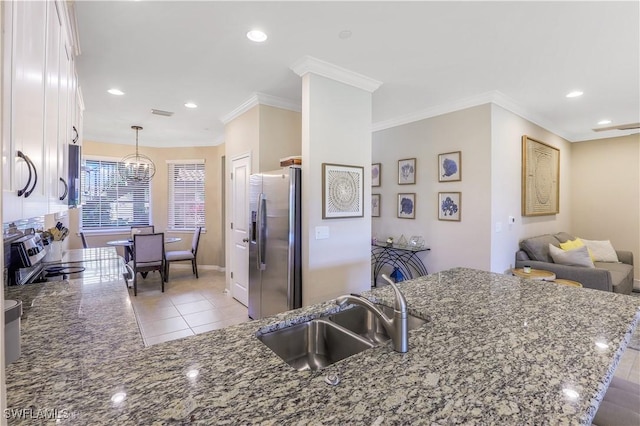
left=168, top=160, right=205, bottom=230
left=81, top=157, right=151, bottom=230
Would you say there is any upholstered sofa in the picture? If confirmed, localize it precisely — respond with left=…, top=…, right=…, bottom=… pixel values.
left=515, top=232, right=634, bottom=294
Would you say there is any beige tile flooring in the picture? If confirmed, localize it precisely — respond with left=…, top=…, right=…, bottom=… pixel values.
left=128, top=267, right=250, bottom=346
left=615, top=345, right=640, bottom=385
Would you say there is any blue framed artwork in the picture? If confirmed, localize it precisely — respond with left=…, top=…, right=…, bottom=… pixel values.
left=438, top=151, right=461, bottom=182
left=397, top=193, right=415, bottom=219
left=438, top=192, right=461, bottom=221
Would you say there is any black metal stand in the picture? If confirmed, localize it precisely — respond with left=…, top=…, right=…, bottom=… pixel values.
left=371, top=244, right=430, bottom=286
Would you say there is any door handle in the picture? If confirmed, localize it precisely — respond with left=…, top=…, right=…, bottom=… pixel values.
left=16, top=150, right=32, bottom=197
left=59, top=177, right=68, bottom=201
left=23, top=154, right=38, bottom=198
left=242, top=238, right=249, bottom=243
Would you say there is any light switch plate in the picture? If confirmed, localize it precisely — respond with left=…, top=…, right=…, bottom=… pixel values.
left=315, top=226, right=329, bottom=240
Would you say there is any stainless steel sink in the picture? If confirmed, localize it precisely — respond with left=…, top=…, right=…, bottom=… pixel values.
left=258, top=304, right=429, bottom=371
left=258, top=319, right=374, bottom=371
left=328, top=304, right=429, bottom=344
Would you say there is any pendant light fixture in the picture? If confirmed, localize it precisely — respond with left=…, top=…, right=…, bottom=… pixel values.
left=119, top=125, right=156, bottom=183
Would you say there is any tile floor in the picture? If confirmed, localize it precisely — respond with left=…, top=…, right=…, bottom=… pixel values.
left=128, top=267, right=250, bottom=346
left=615, top=346, right=640, bottom=385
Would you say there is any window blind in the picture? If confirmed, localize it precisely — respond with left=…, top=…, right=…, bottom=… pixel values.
left=81, top=158, right=151, bottom=230
left=168, top=161, right=205, bottom=230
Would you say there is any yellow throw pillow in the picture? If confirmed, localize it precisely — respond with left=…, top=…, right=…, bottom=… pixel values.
left=559, top=238, right=594, bottom=261
left=560, top=238, right=584, bottom=250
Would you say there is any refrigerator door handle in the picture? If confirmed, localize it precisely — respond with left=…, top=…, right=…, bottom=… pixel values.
left=257, top=193, right=267, bottom=271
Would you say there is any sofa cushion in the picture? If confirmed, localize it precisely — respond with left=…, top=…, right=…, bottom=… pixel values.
left=581, top=239, right=619, bottom=262
left=554, top=232, right=575, bottom=243
left=520, top=234, right=561, bottom=263
left=549, top=244, right=595, bottom=268
left=595, top=261, right=634, bottom=294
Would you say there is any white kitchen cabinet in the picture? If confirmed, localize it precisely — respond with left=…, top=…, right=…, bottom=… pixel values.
left=1, top=0, right=82, bottom=223
left=2, top=0, right=48, bottom=223
left=44, top=0, right=66, bottom=212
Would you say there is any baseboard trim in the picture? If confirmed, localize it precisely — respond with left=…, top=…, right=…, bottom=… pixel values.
left=168, top=264, right=225, bottom=272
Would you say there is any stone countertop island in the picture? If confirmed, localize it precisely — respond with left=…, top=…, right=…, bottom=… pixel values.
left=4, top=263, right=639, bottom=424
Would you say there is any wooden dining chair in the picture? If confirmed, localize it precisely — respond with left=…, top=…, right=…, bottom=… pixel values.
left=131, top=232, right=165, bottom=296
left=164, top=227, right=202, bottom=282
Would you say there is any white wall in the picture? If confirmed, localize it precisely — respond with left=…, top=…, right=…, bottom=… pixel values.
left=301, top=73, right=372, bottom=305
left=372, top=104, right=492, bottom=274
left=490, top=105, right=573, bottom=273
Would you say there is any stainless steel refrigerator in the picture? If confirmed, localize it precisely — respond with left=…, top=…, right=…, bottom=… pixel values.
left=248, top=166, right=302, bottom=319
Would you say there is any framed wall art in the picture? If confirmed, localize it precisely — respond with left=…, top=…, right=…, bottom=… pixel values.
left=398, top=158, right=416, bottom=185
left=322, top=163, right=364, bottom=219
left=397, top=193, right=416, bottom=219
left=438, top=151, right=461, bottom=182
left=372, top=163, right=381, bottom=187
left=371, top=194, right=380, bottom=217
left=521, top=135, right=559, bottom=216
left=438, top=192, right=461, bottom=221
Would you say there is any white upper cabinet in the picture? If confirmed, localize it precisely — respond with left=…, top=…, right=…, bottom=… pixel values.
left=2, top=0, right=82, bottom=223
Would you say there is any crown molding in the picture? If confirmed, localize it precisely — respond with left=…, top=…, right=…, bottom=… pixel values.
left=372, top=90, right=575, bottom=142
left=291, top=56, right=382, bottom=93
left=220, top=93, right=300, bottom=125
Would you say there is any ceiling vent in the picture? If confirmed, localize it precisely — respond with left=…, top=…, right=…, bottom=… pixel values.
left=592, top=122, right=640, bottom=132
left=151, top=109, right=174, bottom=117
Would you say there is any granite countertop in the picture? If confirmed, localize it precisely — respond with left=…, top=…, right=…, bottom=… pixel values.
left=4, top=264, right=639, bottom=425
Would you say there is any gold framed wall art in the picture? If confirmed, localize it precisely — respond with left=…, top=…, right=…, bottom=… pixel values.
left=521, top=135, right=560, bottom=216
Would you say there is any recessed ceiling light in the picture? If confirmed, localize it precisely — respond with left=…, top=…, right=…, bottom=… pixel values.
left=108, top=88, right=125, bottom=96
left=247, top=30, right=267, bottom=43
left=338, top=30, right=352, bottom=39
left=184, top=102, right=198, bottom=109
left=597, top=119, right=612, bottom=125
left=566, top=90, right=583, bottom=98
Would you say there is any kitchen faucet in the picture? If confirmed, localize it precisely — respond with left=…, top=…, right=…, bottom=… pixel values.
left=336, top=274, right=408, bottom=353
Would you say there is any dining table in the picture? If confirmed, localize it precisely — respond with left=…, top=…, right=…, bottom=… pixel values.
left=106, top=236, right=182, bottom=263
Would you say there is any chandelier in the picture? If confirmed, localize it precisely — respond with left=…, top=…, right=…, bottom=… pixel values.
left=119, top=125, right=156, bottom=183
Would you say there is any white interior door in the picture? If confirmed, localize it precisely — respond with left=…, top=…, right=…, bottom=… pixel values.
left=230, top=155, right=250, bottom=306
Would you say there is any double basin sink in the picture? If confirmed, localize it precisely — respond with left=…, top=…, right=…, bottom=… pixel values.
left=258, top=304, right=429, bottom=371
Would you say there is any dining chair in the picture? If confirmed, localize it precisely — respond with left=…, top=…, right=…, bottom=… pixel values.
left=80, top=232, right=89, bottom=248
left=130, top=225, right=155, bottom=239
left=131, top=232, right=165, bottom=296
left=164, top=227, right=202, bottom=282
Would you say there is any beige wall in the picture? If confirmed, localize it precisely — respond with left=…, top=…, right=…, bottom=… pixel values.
left=373, top=104, right=492, bottom=275
left=490, top=105, right=573, bottom=273
left=570, top=134, right=640, bottom=284
left=258, top=105, right=302, bottom=172
left=81, top=140, right=226, bottom=269
left=223, top=104, right=302, bottom=294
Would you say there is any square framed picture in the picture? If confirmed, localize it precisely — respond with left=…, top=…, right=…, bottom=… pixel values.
left=438, top=151, right=461, bottom=182
left=371, top=194, right=380, bottom=217
left=372, top=163, right=381, bottom=187
left=397, top=193, right=416, bottom=219
left=322, top=163, right=364, bottom=219
left=438, top=192, right=461, bottom=221
left=398, top=158, right=416, bottom=185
